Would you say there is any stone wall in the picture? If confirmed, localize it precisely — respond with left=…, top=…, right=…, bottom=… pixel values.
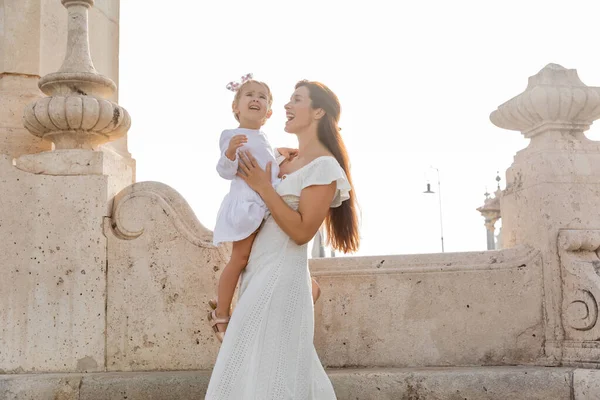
left=103, top=183, right=544, bottom=371
left=105, top=182, right=229, bottom=371
left=311, top=247, right=544, bottom=368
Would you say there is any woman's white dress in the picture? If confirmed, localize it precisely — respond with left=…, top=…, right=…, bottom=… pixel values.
left=213, top=128, right=281, bottom=246
left=205, top=156, right=351, bottom=400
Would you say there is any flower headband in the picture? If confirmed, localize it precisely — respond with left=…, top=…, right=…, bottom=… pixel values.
left=226, top=73, right=253, bottom=92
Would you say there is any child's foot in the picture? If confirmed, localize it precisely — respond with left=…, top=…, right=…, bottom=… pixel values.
left=207, top=309, right=229, bottom=343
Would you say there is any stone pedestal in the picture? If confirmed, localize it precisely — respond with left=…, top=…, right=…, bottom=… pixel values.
left=491, top=63, right=600, bottom=366
left=0, top=0, right=134, bottom=374
left=0, top=152, right=132, bottom=373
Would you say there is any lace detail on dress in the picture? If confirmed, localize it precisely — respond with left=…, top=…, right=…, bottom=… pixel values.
left=213, top=252, right=283, bottom=398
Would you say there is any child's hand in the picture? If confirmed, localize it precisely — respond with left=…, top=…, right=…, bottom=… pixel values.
left=226, top=135, right=247, bottom=160
left=276, top=147, right=299, bottom=161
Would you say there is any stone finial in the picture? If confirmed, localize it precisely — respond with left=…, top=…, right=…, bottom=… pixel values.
left=22, top=0, right=130, bottom=150
left=477, top=195, right=501, bottom=233
left=490, top=64, right=600, bottom=138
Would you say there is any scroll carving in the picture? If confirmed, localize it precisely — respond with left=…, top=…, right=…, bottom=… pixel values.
left=558, top=230, right=600, bottom=340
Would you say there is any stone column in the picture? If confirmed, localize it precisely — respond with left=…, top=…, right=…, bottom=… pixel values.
left=490, top=63, right=600, bottom=366
left=485, top=219, right=497, bottom=250
left=0, top=0, right=50, bottom=156
left=477, top=194, right=500, bottom=251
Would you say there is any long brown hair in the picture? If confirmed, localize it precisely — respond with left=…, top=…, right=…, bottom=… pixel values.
left=295, top=80, right=360, bottom=253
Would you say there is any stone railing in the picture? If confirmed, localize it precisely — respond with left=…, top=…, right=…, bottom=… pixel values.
left=311, top=246, right=544, bottom=367
left=106, top=184, right=545, bottom=370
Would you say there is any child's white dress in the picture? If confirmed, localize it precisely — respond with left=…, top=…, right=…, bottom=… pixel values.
left=213, top=128, right=281, bottom=246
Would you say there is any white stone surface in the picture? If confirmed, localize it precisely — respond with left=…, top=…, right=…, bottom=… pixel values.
left=106, top=181, right=229, bottom=371
left=0, top=154, right=112, bottom=372
left=311, top=246, right=545, bottom=367
left=329, top=367, right=573, bottom=400
left=0, top=367, right=580, bottom=400
left=574, top=369, right=600, bottom=399
left=0, top=74, right=51, bottom=157
left=491, top=64, right=600, bottom=367
left=0, top=0, right=42, bottom=75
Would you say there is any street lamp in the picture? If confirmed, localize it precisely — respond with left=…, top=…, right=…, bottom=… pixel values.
left=423, top=167, right=445, bottom=253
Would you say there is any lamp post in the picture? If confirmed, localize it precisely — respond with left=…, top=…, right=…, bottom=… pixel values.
left=424, top=167, right=445, bottom=253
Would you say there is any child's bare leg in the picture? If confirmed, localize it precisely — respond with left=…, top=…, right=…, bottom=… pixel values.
left=214, top=233, right=256, bottom=332
left=311, top=277, right=321, bottom=304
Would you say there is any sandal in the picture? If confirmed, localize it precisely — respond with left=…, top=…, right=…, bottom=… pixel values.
left=207, top=309, right=229, bottom=343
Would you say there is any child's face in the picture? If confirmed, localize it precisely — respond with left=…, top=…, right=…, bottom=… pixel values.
left=233, top=82, right=272, bottom=125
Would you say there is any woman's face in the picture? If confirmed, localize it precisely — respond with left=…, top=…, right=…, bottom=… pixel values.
left=284, top=86, right=315, bottom=133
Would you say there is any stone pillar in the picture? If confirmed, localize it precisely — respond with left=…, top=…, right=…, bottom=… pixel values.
left=485, top=223, right=495, bottom=250
left=0, top=0, right=131, bottom=162
left=0, top=0, right=50, bottom=156
left=477, top=194, right=500, bottom=251
left=490, top=63, right=600, bottom=366
left=0, top=0, right=132, bottom=373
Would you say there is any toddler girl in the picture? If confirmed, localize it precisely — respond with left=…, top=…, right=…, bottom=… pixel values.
left=209, top=75, right=296, bottom=342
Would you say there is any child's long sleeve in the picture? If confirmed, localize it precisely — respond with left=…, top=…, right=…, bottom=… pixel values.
left=216, top=130, right=238, bottom=180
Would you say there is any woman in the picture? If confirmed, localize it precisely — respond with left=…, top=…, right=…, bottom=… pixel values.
left=205, top=80, right=360, bottom=399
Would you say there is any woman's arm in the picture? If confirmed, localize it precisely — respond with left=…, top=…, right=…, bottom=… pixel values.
left=237, top=152, right=335, bottom=246
left=259, top=181, right=335, bottom=245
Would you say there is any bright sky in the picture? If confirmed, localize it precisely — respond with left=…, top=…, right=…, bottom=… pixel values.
left=119, top=0, right=600, bottom=257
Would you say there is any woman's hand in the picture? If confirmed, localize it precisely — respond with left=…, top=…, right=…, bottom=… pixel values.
left=237, top=151, right=273, bottom=195
left=276, top=147, right=298, bottom=161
